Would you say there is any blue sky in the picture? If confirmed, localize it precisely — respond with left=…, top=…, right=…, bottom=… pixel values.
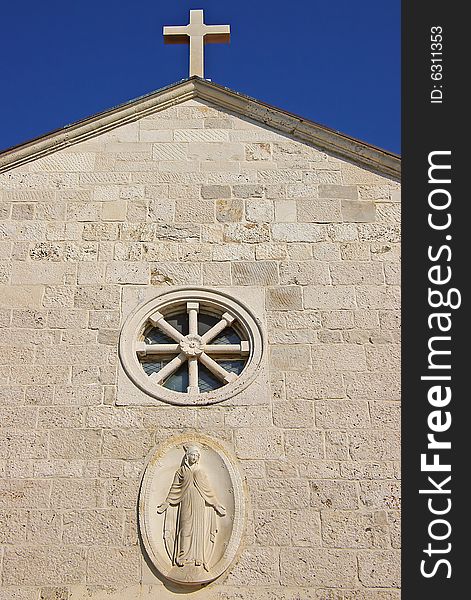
left=0, top=1, right=400, bottom=153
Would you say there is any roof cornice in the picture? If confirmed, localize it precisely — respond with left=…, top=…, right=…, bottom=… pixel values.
left=0, top=77, right=400, bottom=179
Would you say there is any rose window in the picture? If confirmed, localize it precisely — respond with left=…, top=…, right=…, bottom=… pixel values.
left=119, top=289, right=264, bottom=405
left=137, top=302, right=249, bottom=394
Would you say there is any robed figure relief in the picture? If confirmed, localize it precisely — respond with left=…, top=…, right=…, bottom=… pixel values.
left=157, top=445, right=226, bottom=571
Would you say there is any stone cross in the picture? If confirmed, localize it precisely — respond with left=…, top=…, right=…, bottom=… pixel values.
left=163, top=10, right=230, bottom=79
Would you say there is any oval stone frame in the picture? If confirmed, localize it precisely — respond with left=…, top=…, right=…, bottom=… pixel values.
left=139, top=433, right=246, bottom=587
left=119, top=287, right=265, bottom=406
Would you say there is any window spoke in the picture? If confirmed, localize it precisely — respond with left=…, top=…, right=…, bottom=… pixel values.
left=149, top=311, right=185, bottom=343
left=200, top=312, right=236, bottom=344
left=199, top=352, right=238, bottom=384
left=204, top=342, right=249, bottom=356
left=187, top=356, right=199, bottom=394
left=136, top=342, right=180, bottom=356
left=150, top=352, right=187, bottom=384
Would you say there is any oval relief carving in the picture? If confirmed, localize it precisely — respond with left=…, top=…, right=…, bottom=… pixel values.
left=139, top=434, right=245, bottom=586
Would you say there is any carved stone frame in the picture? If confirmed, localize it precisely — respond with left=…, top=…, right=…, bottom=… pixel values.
left=139, top=433, right=246, bottom=587
left=119, top=287, right=265, bottom=406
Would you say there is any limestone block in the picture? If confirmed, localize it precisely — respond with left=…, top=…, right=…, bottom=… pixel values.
left=316, top=400, right=369, bottom=428
left=298, top=460, right=341, bottom=479
left=358, top=550, right=400, bottom=587
left=50, top=479, right=105, bottom=509
left=311, top=344, right=367, bottom=372
left=284, top=311, right=321, bottom=329
left=321, top=310, right=354, bottom=329
left=53, top=385, right=102, bottom=406
left=0, top=509, right=27, bottom=543
left=356, top=286, right=400, bottom=309
left=39, top=587, right=70, bottom=600
left=359, top=481, right=401, bottom=510
left=310, top=480, right=358, bottom=510
left=273, top=401, right=314, bottom=428
left=270, top=345, right=311, bottom=371
left=10, top=366, right=70, bottom=385
left=322, top=510, right=389, bottom=549
left=254, top=509, right=291, bottom=546
left=232, top=184, right=264, bottom=198
left=340, top=242, right=371, bottom=261
left=286, top=372, right=345, bottom=400
left=212, top=244, right=254, bottom=261
left=274, top=200, right=297, bottom=222
left=37, top=407, right=84, bottom=429
left=346, top=372, right=400, bottom=401
left=11, top=263, right=72, bottom=285
left=102, top=430, right=153, bottom=460
left=370, top=243, right=401, bottom=262
left=2, top=546, right=87, bottom=586
left=175, top=199, right=214, bottom=223
left=26, top=510, right=62, bottom=544
left=376, top=203, right=401, bottom=224
left=74, top=286, right=120, bottom=310
left=62, top=509, right=124, bottom=544
left=250, top=479, right=310, bottom=510
left=388, top=510, right=401, bottom=548
left=232, top=261, right=278, bottom=285
left=330, top=262, right=384, bottom=286
left=280, top=548, right=357, bottom=587
left=224, top=547, right=280, bottom=586
left=369, top=401, right=400, bottom=430
left=265, top=460, right=298, bottom=479
left=245, top=143, right=272, bottom=161
left=86, top=547, right=140, bottom=585
left=102, top=201, right=127, bottom=221
left=272, top=223, right=326, bottom=242
left=174, top=129, right=229, bottom=142
left=224, top=223, right=270, bottom=243
left=224, top=406, right=271, bottom=428
left=297, top=200, right=342, bottom=223
left=105, top=262, right=149, bottom=285
left=358, top=224, right=400, bottom=243
left=266, top=286, right=303, bottom=311
left=33, top=460, right=84, bottom=479
left=384, top=263, right=400, bottom=285
left=290, top=508, right=321, bottom=547
left=246, top=200, right=274, bottom=223
left=304, top=286, right=356, bottom=310
left=150, top=262, right=202, bottom=286
left=284, top=429, right=324, bottom=460
left=344, top=462, right=395, bottom=482
left=341, top=200, right=376, bottom=223
left=255, top=243, right=287, bottom=260
left=279, top=262, right=330, bottom=286
left=49, top=430, right=101, bottom=459
left=151, top=143, right=187, bottom=161
left=215, top=199, right=244, bottom=222
left=319, top=184, right=358, bottom=199
left=235, top=429, right=284, bottom=459
left=349, top=431, right=400, bottom=460
left=154, top=223, right=200, bottom=241
left=365, top=344, right=400, bottom=373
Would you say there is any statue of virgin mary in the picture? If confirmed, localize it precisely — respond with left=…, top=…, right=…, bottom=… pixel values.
left=157, top=444, right=226, bottom=571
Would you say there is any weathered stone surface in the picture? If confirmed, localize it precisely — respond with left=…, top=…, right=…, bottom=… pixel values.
left=2, top=546, right=86, bottom=585
left=358, top=550, right=401, bottom=587
left=321, top=510, right=389, bottom=548
left=0, top=96, right=400, bottom=596
left=310, top=480, right=358, bottom=510
left=280, top=548, right=357, bottom=587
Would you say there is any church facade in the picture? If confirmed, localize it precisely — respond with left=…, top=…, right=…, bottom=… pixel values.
left=0, top=77, right=401, bottom=599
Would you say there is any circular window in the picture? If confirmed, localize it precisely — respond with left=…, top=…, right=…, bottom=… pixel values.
left=119, top=288, right=264, bottom=405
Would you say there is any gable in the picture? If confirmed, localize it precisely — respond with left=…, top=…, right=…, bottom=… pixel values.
left=0, top=78, right=400, bottom=179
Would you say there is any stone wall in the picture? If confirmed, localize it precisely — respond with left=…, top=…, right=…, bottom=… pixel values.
left=0, top=98, right=400, bottom=599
